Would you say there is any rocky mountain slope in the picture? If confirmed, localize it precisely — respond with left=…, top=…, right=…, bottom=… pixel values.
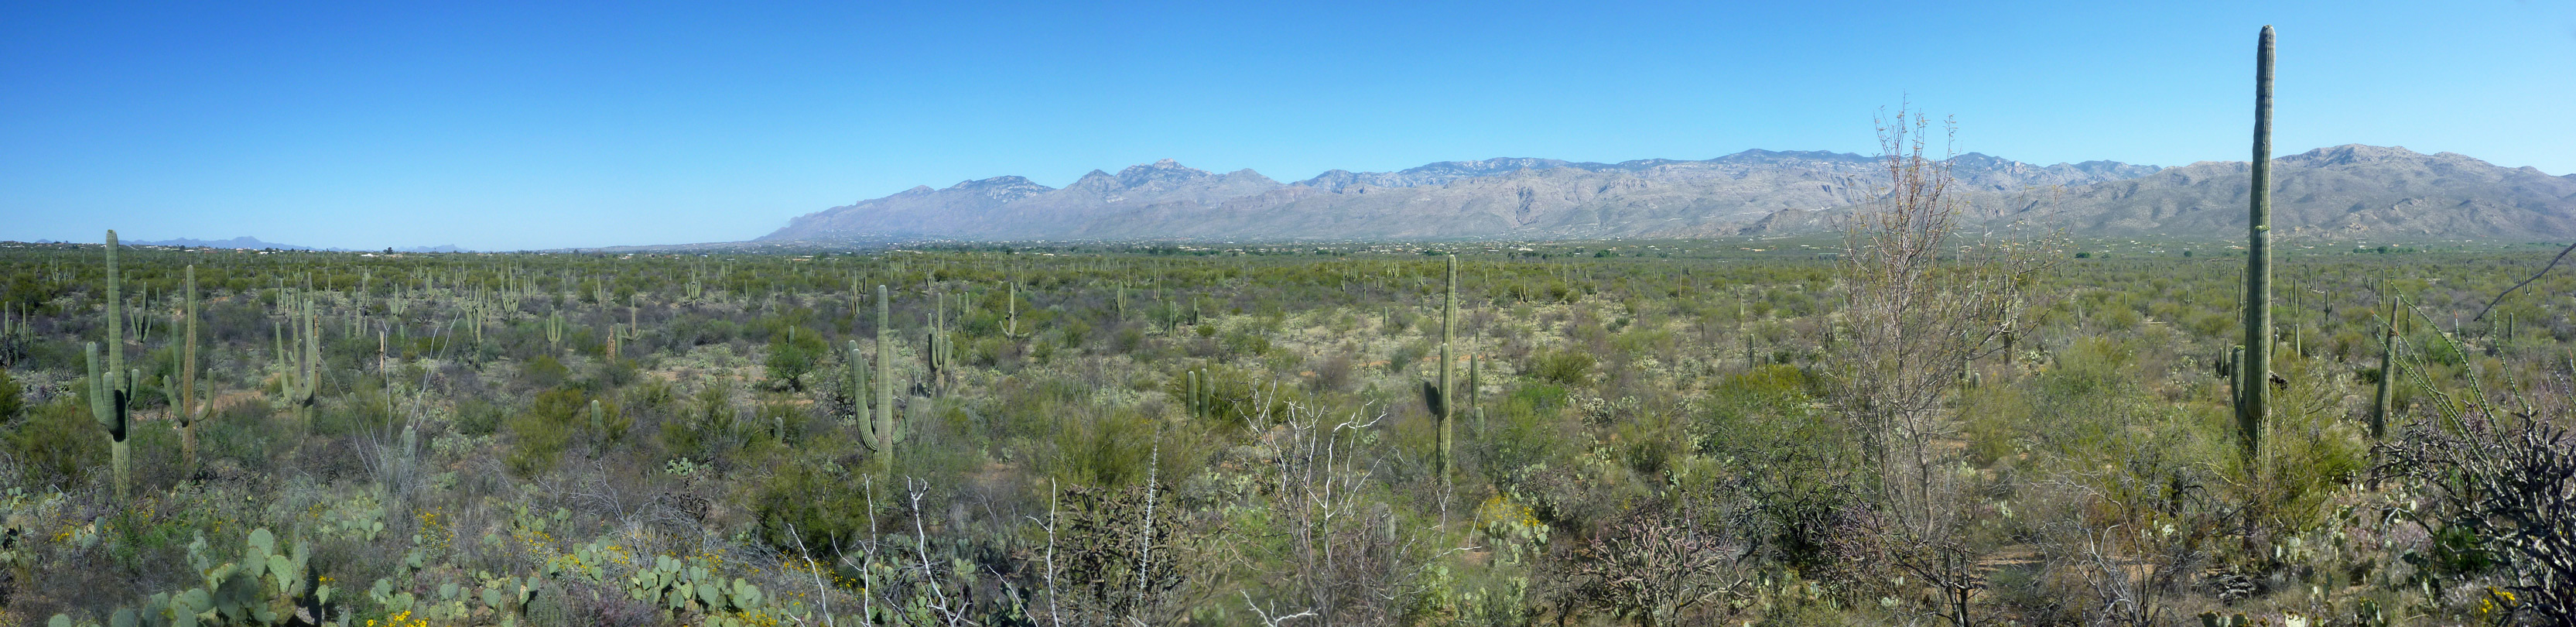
left=1952, top=145, right=2576, bottom=240
left=760, top=145, right=2572, bottom=243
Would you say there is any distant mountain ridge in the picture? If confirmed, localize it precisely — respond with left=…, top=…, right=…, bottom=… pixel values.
left=762, top=145, right=2575, bottom=243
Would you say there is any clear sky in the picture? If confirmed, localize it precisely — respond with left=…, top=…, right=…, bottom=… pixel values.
left=5, top=1, right=2571, bottom=251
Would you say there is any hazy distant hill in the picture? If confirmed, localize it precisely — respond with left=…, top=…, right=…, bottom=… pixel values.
left=759, top=145, right=2572, bottom=244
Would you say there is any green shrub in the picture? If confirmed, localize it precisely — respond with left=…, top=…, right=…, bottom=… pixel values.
left=764, top=327, right=826, bottom=391
left=454, top=397, right=505, bottom=436
left=0, top=368, right=22, bottom=423
left=1052, top=408, right=1159, bottom=488
left=4, top=398, right=104, bottom=487
left=505, top=387, right=583, bottom=476
left=1529, top=349, right=1594, bottom=387
left=525, top=355, right=570, bottom=389
left=754, top=461, right=874, bottom=556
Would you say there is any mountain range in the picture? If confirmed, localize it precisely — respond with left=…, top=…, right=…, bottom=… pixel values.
left=761, top=145, right=2576, bottom=244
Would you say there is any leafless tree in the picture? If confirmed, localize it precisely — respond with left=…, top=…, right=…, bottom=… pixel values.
left=1546, top=501, right=1753, bottom=627
left=1829, top=104, right=2062, bottom=626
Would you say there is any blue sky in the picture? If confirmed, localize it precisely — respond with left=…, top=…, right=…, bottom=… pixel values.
left=4, top=1, right=2571, bottom=250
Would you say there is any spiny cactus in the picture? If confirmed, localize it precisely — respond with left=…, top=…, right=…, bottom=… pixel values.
left=546, top=309, right=565, bottom=351
left=1435, top=255, right=1457, bottom=479
left=178, top=265, right=202, bottom=473
left=863, top=285, right=905, bottom=468
left=2227, top=344, right=2246, bottom=418
left=2238, top=25, right=2276, bottom=461
left=85, top=231, right=135, bottom=502
left=2372, top=293, right=2401, bottom=440
left=925, top=291, right=954, bottom=396
left=278, top=293, right=320, bottom=420
left=1003, top=281, right=1027, bottom=340
left=49, top=527, right=330, bottom=627
left=1184, top=368, right=1214, bottom=418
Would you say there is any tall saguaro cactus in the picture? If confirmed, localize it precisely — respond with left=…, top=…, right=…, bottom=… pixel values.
left=863, top=285, right=904, bottom=468
left=2238, top=25, right=2277, bottom=462
left=1436, top=255, right=1457, bottom=478
left=2372, top=293, right=2401, bottom=440
left=171, top=265, right=204, bottom=474
left=86, top=231, right=134, bottom=502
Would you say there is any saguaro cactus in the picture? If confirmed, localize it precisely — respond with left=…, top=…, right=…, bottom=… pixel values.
left=925, top=292, right=953, bottom=396
left=546, top=310, right=565, bottom=351
left=86, top=231, right=135, bottom=502
left=172, top=265, right=204, bottom=473
left=2372, top=293, right=2401, bottom=440
left=1003, top=281, right=1026, bottom=340
left=1436, top=255, right=1458, bottom=478
left=2238, top=25, right=2276, bottom=461
left=863, top=285, right=905, bottom=468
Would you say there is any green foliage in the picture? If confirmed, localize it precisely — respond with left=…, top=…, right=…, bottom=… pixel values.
left=505, top=387, right=584, bottom=476
left=1528, top=348, right=1594, bottom=387
left=452, top=397, right=504, bottom=437
left=6, top=398, right=106, bottom=487
left=1053, top=408, right=1161, bottom=487
left=524, top=354, right=570, bottom=389
left=0, top=367, right=22, bottom=423
left=53, top=527, right=323, bottom=627
left=763, top=325, right=826, bottom=391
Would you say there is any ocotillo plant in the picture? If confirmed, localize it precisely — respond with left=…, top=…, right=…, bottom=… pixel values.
left=85, top=230, right=134, bottom=502
left=2238, top=25, right=2277, bottom=461
left=864, top=285, right=904, bottom=468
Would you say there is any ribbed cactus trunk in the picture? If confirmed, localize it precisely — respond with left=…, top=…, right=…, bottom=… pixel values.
left=2238, top=26, right=2276, bottom=463
left=181, top=264, right=199, bottom=474
left=870, top=284, right=900, bottom=470
left=88, top=230, right=133, bottom=502
left=2372, top=293, right=2400, bottom=440
left=1437, top=255, right=1456, bottom=480
left=2227, top=345, right=2245, bottom=417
